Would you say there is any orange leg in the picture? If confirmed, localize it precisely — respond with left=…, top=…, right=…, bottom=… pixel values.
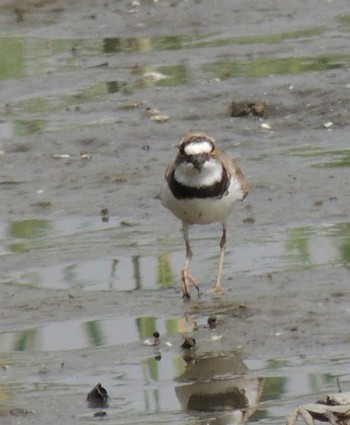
left=181, top=222, right=199, bottom=299
left=213, top=223, right=226, bottom=292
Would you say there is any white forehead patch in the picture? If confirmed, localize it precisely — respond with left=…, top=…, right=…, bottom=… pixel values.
left=184, top=141, right=212, bottom=156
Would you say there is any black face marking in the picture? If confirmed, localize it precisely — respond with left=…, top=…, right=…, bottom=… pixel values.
left=169, top=167, right=230, bottom=200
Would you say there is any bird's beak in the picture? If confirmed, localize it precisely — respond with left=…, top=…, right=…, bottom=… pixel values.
left=188, top=154, right=208, bottom=171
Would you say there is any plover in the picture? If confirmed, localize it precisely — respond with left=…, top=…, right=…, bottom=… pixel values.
left=160, top=132, right=248, bottom=298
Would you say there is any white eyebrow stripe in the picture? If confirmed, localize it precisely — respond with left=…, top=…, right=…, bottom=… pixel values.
left=184, top=141, right=212, bottom=155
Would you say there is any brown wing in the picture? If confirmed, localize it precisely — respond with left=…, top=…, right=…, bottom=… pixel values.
left=217, top=151, right=249, bottom=200
left=164, top=161, right=176, bottom=180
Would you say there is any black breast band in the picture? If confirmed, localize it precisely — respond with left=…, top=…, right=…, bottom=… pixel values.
left=169, top=169, right=230, bottom=200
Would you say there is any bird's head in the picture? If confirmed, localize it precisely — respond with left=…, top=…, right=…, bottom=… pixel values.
left=177, top=132, right=217, bottom=172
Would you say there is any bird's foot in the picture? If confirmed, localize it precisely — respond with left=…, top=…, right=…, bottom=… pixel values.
left=181, top=269, right=199, bottom=299
left=210, top=283, right=225, bottom=293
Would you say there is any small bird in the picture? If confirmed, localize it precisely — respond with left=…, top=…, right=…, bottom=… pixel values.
left=160, top=132, right=248, bottom=298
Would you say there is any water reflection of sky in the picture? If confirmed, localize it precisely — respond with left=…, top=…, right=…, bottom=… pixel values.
left=2, top=319, right=350, bottom=425
left=1, top=217, right=349, bottom=291
left=2, top=31, right=350, bottom=140
left=2, top=307, right=348, bottom=420
left=0, top=315, right=194, bottom=353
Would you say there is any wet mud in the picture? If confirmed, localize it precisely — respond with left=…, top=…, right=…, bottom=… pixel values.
left=0, top=1, right=350, bottom=424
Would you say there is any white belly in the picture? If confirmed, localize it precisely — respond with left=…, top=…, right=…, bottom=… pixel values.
left=161, top=178, right=243, bottom=225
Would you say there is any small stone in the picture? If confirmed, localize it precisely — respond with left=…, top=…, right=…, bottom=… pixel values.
left=207, top=314, right=217, bottom=329
left=230, top=101, right=267, bottom=118
left=243, top=216, right=255, bottom=224
left=143, top=72, right=168, bottom=82
left=93, top=411, right=107, bottom=417
left=80, top=152, right=92, bottom=160
left=323, top=121, right=333, bottom=129
left=52, top=154, right=70, bottom=159
left=261, top=122, right=272, bottom=130
left=87, top=383, right=109, bottom=408
left=181, top=337, right=196, bottom=350
left=150, top=115, right=169, bottom=123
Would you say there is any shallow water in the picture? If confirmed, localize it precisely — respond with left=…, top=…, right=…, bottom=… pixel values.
left=2, top=318, right=350, bottom=425
left=1, top=216, right=349, bottom=291
left=1, top=1, right=350, bottom=424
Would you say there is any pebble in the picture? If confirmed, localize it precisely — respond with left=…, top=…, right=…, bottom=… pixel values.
left=261, top=122, right=272, bottom=130
left=323, top=121, right=333, bottom=129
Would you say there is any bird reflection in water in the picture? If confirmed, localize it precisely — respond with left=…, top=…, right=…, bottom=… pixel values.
left=175, top=349, right=264, bottom=424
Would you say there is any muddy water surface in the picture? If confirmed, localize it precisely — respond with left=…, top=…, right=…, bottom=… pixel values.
left=0, top=1, right=350, bottom=424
